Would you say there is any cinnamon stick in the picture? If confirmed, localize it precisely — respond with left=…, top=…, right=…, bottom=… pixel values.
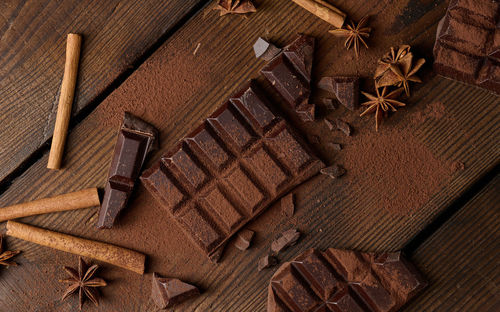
left=6, top=221, right=145, bottom=274
left=291, top=0, right=346, bottom=28
left=47, top=33, right=82, bottom=170
left=0, top=188, right=100, bottom=222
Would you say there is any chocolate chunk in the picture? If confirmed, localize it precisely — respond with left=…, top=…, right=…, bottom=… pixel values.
left=254, top=37, right=282, bottom=61
left=320, top=164, right=346, bottom=179
left=318, top=76, right=360, bottom=110
left=209, top=244, right=226, bottom=264
left=151, top=273, right=199, bottom=309
left=234, top=229, right=255, bottom=251
left=335, top=119, right=352, bottom=136
left=98, top=112, right=158, bottom=229
left=322, top=98, right=336, bottom=110
left=268, top=248, right=427, bottom=312
left=141, top=81, right=324, bottom=261
left=434, top=0, right=500, bottom=94
left=328, top=143, right=342, bottom=151
left=281, top=193, right=295, bottom=217
left=271, top=229, right=301, bottom=254
left=258, top=254, right=278, bottom=271
left=324, top=118, right=335, bottom=131
left=261, top=34, right=316, bottom=122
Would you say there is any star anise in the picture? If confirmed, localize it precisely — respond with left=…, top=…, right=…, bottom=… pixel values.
left=216, top=0, right=256, bottom=16
left=374, top=45, right=411, bottom=81
left=329, top=16, right=371, bottom=57
left=0, top=235, right=21, bottom=267
left=360, top=87, right=406, bottom=131
left=60, top=257, right=107, bottom=310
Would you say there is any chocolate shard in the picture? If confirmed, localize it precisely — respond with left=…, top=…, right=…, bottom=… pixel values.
left=324, top=118, right=335, bottom=131
left=267, top=248, right=427, bottom=312
left=261, top=34, right=316, bottom=122
left=140, top=81, right=324, bottom=261
left=320, top=164, right=346, bottom=179
left=151, top=273, right=199, bottom=309
left=335, top=119, right=352, bottom=136
left=322, top=98, right=336, bottom=110
left=258, top=254, right=278, bottom=271
left=328, top=143, right=342, bottom=151
left=254, top=37, right=282, bottom=61
left=433, top=0, right=500, bottom=94
left=234, top=229, right=255, bottom=251
left=209, top=243, right=226, bottom=264
left=318, top=76, right=360, bottom=110
left=98, top=112, right=158, bottom=229
left=271, top=229, right=301, bottom=254
left=281, top=193, right=295, bottom=217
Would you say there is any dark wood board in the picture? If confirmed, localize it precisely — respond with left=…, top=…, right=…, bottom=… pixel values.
left=0, top=0, right=498, bottom=311
left=0, top=0, right=206, bottom=184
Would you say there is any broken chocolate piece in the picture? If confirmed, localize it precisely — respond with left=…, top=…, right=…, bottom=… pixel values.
left=141, top=81, right=324, bottom=261
left=324, top=119, right=335, bottom=131
left=328, top=143, right=342, bottom=151
left=268, top=248, right=427, bottom=312
left=234, top=229, right=255, bottom=251
left=151, top=273, right=199, bottom=309
left=335, top=119, right=352, bottom=136
left=261, top=34, right=316, bottom=122
left=320, top=164, right=346, bottom=179
left=318, top=76, right=360, bottom=110
left=258, top=254, right=278, bottom=271
left=281, top=193, right=295, bottom=217
left=209, top=243, right=226, bottom=264
left=254, top=37, right=282, bottom=61
left=98, top=112, right=158, bottom=229
left=271, top=229, right=301, bottom=254
left=322, top=98, right=336, bottom=110
left=434, top=0, right=500, bottom=94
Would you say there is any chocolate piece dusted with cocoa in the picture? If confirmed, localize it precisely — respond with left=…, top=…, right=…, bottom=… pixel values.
left=254, top=37, right=282, bottom=61
left=329, top=142, right=342, bottom=151
left=321, top=164, right=346, bottom=179
left=268, top=248, right=427, bottom=312
left=271, top=229, right=301, bottom=254
left=322, top=98, right=336, bottom=110
left=261, top=34, right=316, bottom=122
left=259, top=254, right=278, bottom=271
left=151, top=273, right=199, bottom=309
left=434, top=0, right=500, bottom=94
left=141, top=81, right=324, bottom=261
left=335, top=119, right=352, bottom=136
left=324, top=118, right=335, bottom=131
left=234, top=229, right=255, bottom=251
left=318, top=76, right=360, bottom=110
left=281, top=193, right=295, bottom=217
left=98, top=112, right=157, bottom=229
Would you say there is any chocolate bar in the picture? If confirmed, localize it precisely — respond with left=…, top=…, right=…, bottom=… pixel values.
left=140, top=81, right=324, bottom=260
left=98, top=112, right=158, bottom=229
left=261, top=34, right=316, bottom=122
left=434, top=0, right=500, bottom=94
left=268, top=248, right=427, bottom=312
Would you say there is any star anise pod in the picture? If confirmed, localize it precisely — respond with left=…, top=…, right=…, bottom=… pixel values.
left=216, top=0, right=256, bottom=16
left=60, top=257, right=107, bottom=310
left=329, top=16, right=371, bottom=57
left=360, top=87, right=406, bottom=131
left=0, top=235, right=21, bottom=267
left=374, top=45, right=411, bottom=81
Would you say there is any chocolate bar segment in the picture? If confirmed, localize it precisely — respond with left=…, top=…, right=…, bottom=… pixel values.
left=141, top=81, right=324, bottom=260
left=434, top=0, right=500, bottom=94
left=98, top=112, right=158, bottom=229
left=261, top=35, right=316, bottom=122
left=268, top=248, right=427, bottom=312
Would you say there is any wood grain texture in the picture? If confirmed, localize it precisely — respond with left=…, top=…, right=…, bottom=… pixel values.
left=0, top=0, right=499, bottom=311
left=405, top=175, right=500, bottom=312
left=0, top=0, right=205, bottom=182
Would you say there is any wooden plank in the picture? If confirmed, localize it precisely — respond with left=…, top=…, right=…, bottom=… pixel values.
left=405, top=175, right=500, bottom=311
left=0, top=0, right=499, bottom=310
left=0, top=0, right=206, bottom=183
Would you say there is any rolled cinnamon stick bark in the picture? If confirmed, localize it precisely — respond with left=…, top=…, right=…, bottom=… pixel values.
left=6, top=221, right=145, bottom=274
left=291, top=0, right=346, bottom=28
left=0, top=188, right=100, bottom=222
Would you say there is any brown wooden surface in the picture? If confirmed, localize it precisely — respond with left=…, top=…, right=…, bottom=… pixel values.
left=0, top=0, right=206, bottom=183
left=0, top=0, right=499, bottom=311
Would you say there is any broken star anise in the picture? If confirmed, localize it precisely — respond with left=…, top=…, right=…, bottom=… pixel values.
left=216, top=0, right=256, bottom=16
left=60, top=257, right=107, bottom=310
left=329, top=16, right=371, bottom=57
left=360, top=87, right=406, bottom=131
left=374, top=45, right=411, bottom=81
left=0, top=235, right=21, bottom=267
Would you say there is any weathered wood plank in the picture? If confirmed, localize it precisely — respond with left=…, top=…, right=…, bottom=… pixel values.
left=0, top=0, right=206, bottom=183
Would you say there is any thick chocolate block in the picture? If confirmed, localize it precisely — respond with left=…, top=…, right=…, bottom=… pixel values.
left=141, top=81, right=324, bottom=260
left=434, top=0, right=500, bottom=94
left=98, top=112, right=158, bottom=229
left=261, top=35, right=316, bottom=122
left=268, top=248, right=427, bottom=312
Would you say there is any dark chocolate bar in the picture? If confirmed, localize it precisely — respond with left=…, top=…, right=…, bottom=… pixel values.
left=140, top=81, right=324, bottom=260
left=434, top=0, right=500, bottom=94
left=98, top=112, right=158, bottom=229
left=261, top=34, right=316, bottom=122
left=268, top=248, right=427, bottom=312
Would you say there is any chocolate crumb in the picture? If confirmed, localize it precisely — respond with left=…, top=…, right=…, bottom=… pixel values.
left=335, top=119, right=352, bottom=136
left=281, top=193, right=295, bottom=217
left=253, top=37, right=282, bottom=61
left=320, top=165, right=346, bottom=178
left=451, top=161, right=465, bottom=172
left=151, top=273, right=199, bottom=309
left=258, top=255, right=278, bottom=271
left=234, top=229, right=255, bottom=251
left=271, top=229, right=301, bottom=254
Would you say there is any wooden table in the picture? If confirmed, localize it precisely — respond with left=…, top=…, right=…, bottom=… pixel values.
left=0, top=0, right=498, bottom=311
